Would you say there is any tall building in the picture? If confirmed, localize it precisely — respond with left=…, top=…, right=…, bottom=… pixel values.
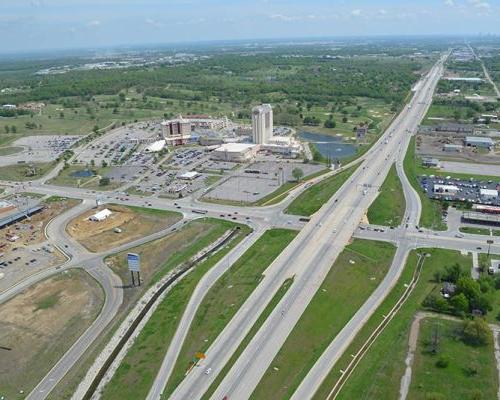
left=161, top=118, right=192, bottom=146
left=252, top=104, right=273, bottom=144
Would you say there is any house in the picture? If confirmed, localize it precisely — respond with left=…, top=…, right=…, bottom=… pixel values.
left=356, top=124, right=368, bottom=140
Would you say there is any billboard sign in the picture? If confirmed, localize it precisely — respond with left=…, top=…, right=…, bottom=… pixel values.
left=127, top=253, right=141, bottom=272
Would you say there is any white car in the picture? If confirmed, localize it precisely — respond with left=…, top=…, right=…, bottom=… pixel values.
left=205, top=367, right=212, bottom=375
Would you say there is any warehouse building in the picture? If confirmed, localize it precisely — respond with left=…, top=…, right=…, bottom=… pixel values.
left=465, top=136, right=495, bottom=149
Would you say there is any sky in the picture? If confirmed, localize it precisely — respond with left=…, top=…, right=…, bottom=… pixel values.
left=1, top=0, right=500, bottom=54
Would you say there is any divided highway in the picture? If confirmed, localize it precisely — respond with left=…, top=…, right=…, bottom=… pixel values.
left=166, top=57, right=446, bottom=400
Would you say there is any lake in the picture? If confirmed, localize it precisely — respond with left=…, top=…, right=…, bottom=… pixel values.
left=299, top=131, right=357, bottom=160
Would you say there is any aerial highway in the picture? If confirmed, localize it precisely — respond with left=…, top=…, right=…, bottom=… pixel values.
left=165, top=56, right=446, bottom=400
left=1, top=51, right=496, bottom=400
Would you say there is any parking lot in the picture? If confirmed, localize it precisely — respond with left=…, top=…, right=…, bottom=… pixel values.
left=204, top=160, right=323, bottom=203
left=419, top=176, right=500, bottom=205
left=0, top=135, right=81, bottom=167
left=76, top=124, right=161, bottom=168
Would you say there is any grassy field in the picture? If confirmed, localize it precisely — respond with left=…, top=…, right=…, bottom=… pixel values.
left=404, top=137, right=447, bottom=230
left=331, top=248, right=471, bottom=400
left=162, top=228, right=298, bottom=397
left=367, top=164, right=406, bottom=227
left=0, top=161, right=55, bottom=181
left=250, top=239, right=396, bottom=400
left=285, top=165, right=358, bottom=216
left=48, top=164, right=121, bottom=191
left=66, top=204, right=182, bottom=253
left=100, top=220, right=251, bottom=400
left=201, top=277, right=295, bottom=400
left=408, top=317, right=497, bottom=400
left=0, top=269, right=104, bottom=400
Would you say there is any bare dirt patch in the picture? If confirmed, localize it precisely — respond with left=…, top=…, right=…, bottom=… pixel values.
left=0, top=197, right=80, bottom=251
left=66, top=204, right=182, bottom=252
left=0, top=269, right=104, bottom=399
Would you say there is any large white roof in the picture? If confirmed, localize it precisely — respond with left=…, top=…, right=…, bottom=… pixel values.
left=215, top=143, right=257, bottom=153
left=480, top=188, right=498, bottom=197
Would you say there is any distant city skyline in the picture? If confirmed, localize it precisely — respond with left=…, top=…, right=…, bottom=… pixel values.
left=2, top=0, right=500, bottom=53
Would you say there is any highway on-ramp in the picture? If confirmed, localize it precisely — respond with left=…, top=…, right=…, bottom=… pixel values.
left=165, top=56, right=446, bottom=400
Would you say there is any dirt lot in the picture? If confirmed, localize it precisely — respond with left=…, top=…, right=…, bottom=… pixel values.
left=0, top=269, right=104, bottom=399
left=66, top=204, right=182, bottom=252
left=0, top=197, right=80, bottom=251
left=416, top=134, right=500, bottom=163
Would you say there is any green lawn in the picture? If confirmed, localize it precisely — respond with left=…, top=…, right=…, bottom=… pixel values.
left=367, top=164, right=406, bottom=227
left=409, top=317, right=497, bottom=400
left=285, top=165, right=358, bottom=216
left=162, top=228, right=298, bottom=397
left=404, top=137, right=447, bottom=230
left=100, top=221, right=251, bottom=400
left=48, top=164, right=120, bottom=191
left=201, top=277, right=295, bottom=400
left=333, top=249, right=472, bottom=400
left=0, top=161, right=55, bottom=181
left=250, top=239, right=396, bottom=400
left=459, top=226, right=497, bottom=236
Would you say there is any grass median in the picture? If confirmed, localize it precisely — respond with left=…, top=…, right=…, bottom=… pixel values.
left=367, top=164, right=406, bottom=227
left=162, top=228, right=298, bottom=398
left=100, top=220, right=251, bottom=400
left=250, top=239, right=396, bottom=400
left=285, top=165, right=358, bottom=216
left=403, top=137, right=446, bottom=231
left=333, top=248, right=472, bottom=400
left=201, top=277, right=295, bottom=400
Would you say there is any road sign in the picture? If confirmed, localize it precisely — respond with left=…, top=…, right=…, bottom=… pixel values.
left=127, top=253, right=141, bottom=272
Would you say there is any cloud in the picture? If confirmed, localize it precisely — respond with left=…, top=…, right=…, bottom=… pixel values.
left=87, top=20, right=101, bottom=27
left=468, top=0, right=490, bottom=9
left=145, top=18, right=165, bottom=28
left=351, top=9, right=362, bottom=17
left=378, top=9, right=388, bottom=15
left=444, top=0, right=455, bottom=6
left=269, top=14, right=300, bottom=22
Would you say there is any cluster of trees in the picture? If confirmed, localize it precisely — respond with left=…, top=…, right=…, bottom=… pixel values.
left=424, top=263, right=498, bottom=317
left=3, top=125, right=17, bottom=133
left=0, top=108, right=31, bottom=118
left=0, top=53, right=423, bottom=116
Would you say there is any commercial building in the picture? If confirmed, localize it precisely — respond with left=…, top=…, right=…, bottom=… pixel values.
left=443, top=144, right=463, bottom=152
left=465, top=136, right=495, bottom=149
left=260, top=136, right=302, bottom=158
left=211, top=143, right=258, bottom=162
left=433, top=184, right=459, bottom=195
left=480, top=188, right=498, bottom=201
left=462, top=211, right=500, bottom=226
left=182, top=114, right=230, bottom=130
left=422, top=158, right=439, bottom=167
left=161, top=118, right=192, bottom=146
left=178, top=171, right=200, bottom=180
left=252, top=104, right=273, bottom=144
